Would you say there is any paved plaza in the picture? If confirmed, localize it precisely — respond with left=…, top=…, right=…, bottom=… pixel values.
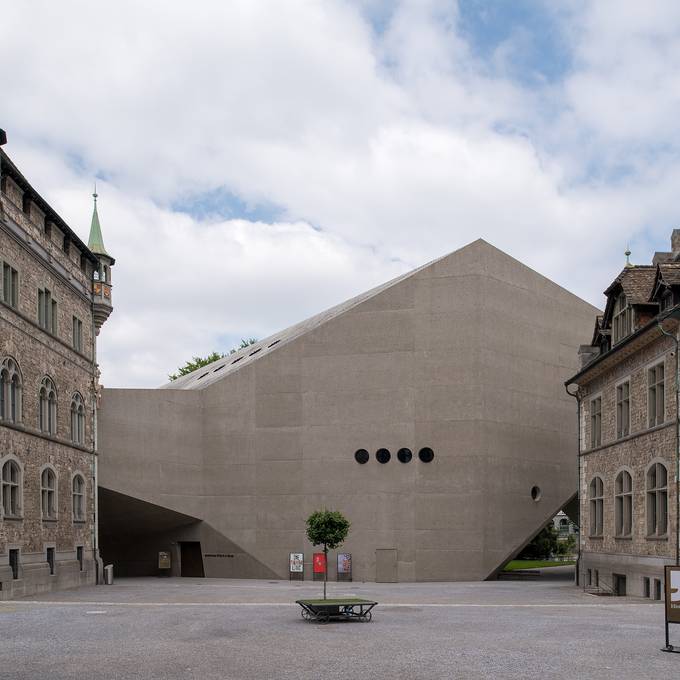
left=1, top=568, right=678, bottom=679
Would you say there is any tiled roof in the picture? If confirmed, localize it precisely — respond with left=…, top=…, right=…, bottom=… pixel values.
left=657, top=263, right=680, bottom=286
left=605, top=266, right=657, bottom=305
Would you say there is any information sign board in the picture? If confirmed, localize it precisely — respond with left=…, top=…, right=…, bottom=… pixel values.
left=665, top=565, right=680, bottom=624
left=289, top=553, right=304, bottom=573
left=337, top=553, right=352, bottom=574
left=313, top=552, right=326, bottom=573
left=158, top=551, right=171, bottom=570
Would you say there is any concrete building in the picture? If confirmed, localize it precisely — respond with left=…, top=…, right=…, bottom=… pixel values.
left=99, top=240, right=597, bottom=581
left=0, top=138, right=114, bottom=599
left=566, top=234, right=680, bottom=598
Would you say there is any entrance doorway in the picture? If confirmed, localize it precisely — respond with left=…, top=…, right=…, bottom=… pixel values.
left=613, top=573, right=627, bottom=595
left=179, top=542, right=204, bottom=577
left=375, top=548, right=397, bottom=582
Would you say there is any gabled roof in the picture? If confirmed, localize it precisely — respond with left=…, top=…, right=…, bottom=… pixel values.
left=602, top=265, right=657, bottom=327
left=649, top=262, right=680, bottom=302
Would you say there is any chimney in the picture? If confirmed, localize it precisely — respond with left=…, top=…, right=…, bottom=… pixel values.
left=672, top=229, right=680, bottom=254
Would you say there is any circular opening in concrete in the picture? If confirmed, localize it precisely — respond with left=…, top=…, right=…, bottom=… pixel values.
left=531, top=486, right=541, bottom=501
left=354, top=449, right=369, bottom=464
left=376, top=448, right=391, bottom=464
left=418, top=447, right=434, bottom=463
left=397, top=448, right=412, bottom=463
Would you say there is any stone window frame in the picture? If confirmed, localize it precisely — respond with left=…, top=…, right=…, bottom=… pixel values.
left=38, top=375, right=58, bottom=435
left=0, top=454, right=24, bottom=519
left=71, top=471, right=86, bottom=523
left=647, top=359, right=666, bottom=429
left=40, top=464, right=58, bottom=521
left=589, top=393, right=602, bottom=449
left=615, top=376, right=631, bottom=439
left=0, top=355, right=23, bottom=424
left=37, top=286, right=58, bottom=335
left=614, top=467, right=633, bottom=538
left=72, top=315, right=83, bottom=352
left=1, top=258, right=20, bottom=309
left=70, top=392, right=85, bottom=445
left=588, top=475, right=605, bottom=537
left=645, top=459, right=669, bottom=538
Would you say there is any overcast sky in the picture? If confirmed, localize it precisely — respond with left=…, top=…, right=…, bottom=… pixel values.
left=2, top=1, right=680, bottom=387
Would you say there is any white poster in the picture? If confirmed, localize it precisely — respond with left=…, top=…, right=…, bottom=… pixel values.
left=289, top=552, right=304, bottom=573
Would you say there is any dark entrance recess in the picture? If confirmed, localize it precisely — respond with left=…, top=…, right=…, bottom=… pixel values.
left=613, top=573, right=627, bottom=596
left=180, top=542, right=205, bottom=577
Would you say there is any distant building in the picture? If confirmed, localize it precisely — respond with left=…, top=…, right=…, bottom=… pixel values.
left=552, top=510, right=578, bottom=540
left=566, top=234, right=680, bottom=598
left=99, top=239, right=596, bottom=582
left=0, top=139, right=114, bottom=599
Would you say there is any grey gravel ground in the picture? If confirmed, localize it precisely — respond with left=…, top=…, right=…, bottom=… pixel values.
left=1, top=568, right=678, bottom=680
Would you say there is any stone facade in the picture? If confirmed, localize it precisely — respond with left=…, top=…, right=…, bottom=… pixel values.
left=568, top=242, right=680, bottom=598
left=0, top=144, right=113, bottom=599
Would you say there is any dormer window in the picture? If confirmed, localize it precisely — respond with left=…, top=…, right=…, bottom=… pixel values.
left=612, top=293, right=632, bottom=344
left=661, top=291, right=673, bottom=311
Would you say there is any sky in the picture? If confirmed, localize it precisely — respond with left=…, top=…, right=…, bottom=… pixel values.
left=2, top=0, right=680, bottom=388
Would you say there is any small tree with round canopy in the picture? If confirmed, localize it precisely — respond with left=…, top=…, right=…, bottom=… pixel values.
left=306, top=509, right=351, bottom=600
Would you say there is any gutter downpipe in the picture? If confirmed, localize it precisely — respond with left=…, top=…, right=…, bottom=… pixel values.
left=565, top=383, right=582, bottom=587
left=657, top=320, right=680, bottom=567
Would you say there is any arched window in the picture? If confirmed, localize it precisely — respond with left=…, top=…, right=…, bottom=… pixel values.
left=615, top=470, right=633, bottom=537
left=589, top=476, right=604, bottom=537
left=41, top=467, right=57, bottom=520
left=0, top=357, right=22, bottom=423
left=559, top=518, right=569, bottom=534
left=2, top=459, right=21, bottom=517
left=647, top=462, right=668, bottom=537
left=72, top=474, right=85, bottom=521
left=39, top=377, right=57, bottom=435
left=70, top=393, right=85, bottom=444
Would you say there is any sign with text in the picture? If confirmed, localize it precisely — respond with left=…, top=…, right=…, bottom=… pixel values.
left=313, top=552, right=326, bottom=574
left=665, top=565, right=680, bottom=624
left=289, top=553, right=304, bottom=573
left=158, top=551, right=171, bottom=570
left=337, top=553, right=352, bottom=574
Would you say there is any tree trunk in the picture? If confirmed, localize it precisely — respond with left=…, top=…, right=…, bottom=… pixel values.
left=323, top=545, right=328, bottom=600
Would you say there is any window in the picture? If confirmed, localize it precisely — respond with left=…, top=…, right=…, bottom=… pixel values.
left=587, top=568, right=592, bottom=586
left=616, top=381, right=630, bottom=438
left=46, top=547, right=55, bottom=575
left=655, top=579, right=662, bottom=600
left=72, top=474, right=85, bottom=521
left=397, top=448, right=412, bottom=463
left=590, top=397, right=602, bottom=448
left=646, top=462, right=668, bottom=537
left=70, top=393, right=85, bottom=444
left=418, top=447, right=435, bottom=463
left=615, top=470, right=633, bottom=537
left=354, top=449, right=369, bottom=464
left=0, top=356, right=22, bottom=423
left=1, top=459, right=21, bottom=516
left=2, top=262, right=18, bottom=308
left=72, top=316, right=83, bottom=352
left=612, top=293, right=632, bottom=344
left=594, top=569, right=599, bottom=587
left=648, top=363, right=665, bottom=427
left=589, top=476, right=604, bottom=537
left=376, top=448, right=391, bottom=464
left=559, top=518, right=569, bottom=534
left=38, top=288, right=58, bottom=334
left=39, top=376, right=57, bottom=434
left=76, top=546, right=84, bottom=571
left=41, top=467, right=57, bottom=520
left=643, top=577, right=650, bottom=598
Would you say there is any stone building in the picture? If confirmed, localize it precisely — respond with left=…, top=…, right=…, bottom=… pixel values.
left=99, top=239, right=596, bottom=582
left=0, top=136, right=114, bottom=599
left=566, top=234, right=680, bottom=598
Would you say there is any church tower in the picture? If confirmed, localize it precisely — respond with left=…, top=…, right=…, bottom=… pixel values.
left=88, top=188, right=115, bottom=333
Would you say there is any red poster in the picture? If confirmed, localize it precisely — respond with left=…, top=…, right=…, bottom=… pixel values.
left=313, top=552, right=326, bottom=573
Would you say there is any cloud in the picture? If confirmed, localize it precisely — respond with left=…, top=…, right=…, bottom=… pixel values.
left=2, top=1, right=680, bottom=386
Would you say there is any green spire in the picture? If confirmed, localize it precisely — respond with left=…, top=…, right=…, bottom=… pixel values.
left=88, top=184, right=109, bottom=257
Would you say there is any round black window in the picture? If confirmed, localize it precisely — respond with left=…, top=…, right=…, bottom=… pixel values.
left=354, top=449, right=369, bottom=464
left=397, top=448, right=412, bottom=463
left=531, top=486, right=541, bottom=501
left=418, top=447, right=434, bottom=463
left=376, top=448, right=391, bottom=464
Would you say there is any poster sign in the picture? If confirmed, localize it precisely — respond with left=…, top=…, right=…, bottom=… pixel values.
left=289, top=553, right=304, bottom=573
left=313, top=552, right=326, bottom=574
left=665, top=566, right=680, bottom=624
left=158, top=551, right=171, bottom=570
left=337, top=553, right=352, bottom=574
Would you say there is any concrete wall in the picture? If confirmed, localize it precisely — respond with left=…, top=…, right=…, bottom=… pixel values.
left=99, top=240, right=598, bottom=581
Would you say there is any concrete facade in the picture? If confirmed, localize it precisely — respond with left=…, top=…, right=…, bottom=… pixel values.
left=566, top=237, right=680, bottom=597
left=0, top=146, right=113, bottom=599
left=99, top=240, right=597, bottom=581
